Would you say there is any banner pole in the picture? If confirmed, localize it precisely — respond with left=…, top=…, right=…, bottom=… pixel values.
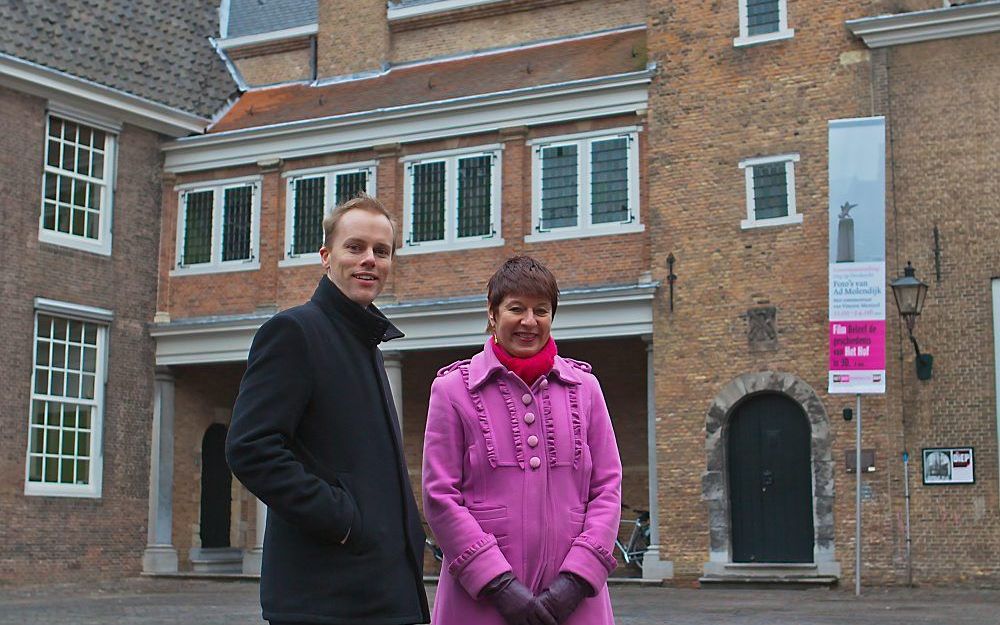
left=855, top=393, right=862, bottom=597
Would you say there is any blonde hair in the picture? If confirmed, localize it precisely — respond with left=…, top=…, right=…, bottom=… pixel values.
left=322, top=193, right=398, bottom=252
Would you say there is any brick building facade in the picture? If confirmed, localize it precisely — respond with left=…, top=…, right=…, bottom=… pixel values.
left=0, top=1, right=233, bottom=583
left=3, top=0, right=996, bottom=589
left=145, top=0, right=999, bottom=588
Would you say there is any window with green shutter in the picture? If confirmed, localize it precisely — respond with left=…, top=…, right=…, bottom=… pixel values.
left=182, top=190, right=214, bottom=265
left=291, top=177, right=325, bottom=256
left=530, top=130, right=639, bottom=239
left=739, top=154, right=800, bottom=229
left=752, top=162, right=788, bottom=220
left=222, top=185, right=254, bottom=262
left=285, top=166, right=373, bottom=259
left=590, top=137, right=630, bottom=225
left=540, top=145, right=579, bottom=230
left=457, top=155, right=493, bottom=238
left=411, top=161, right=446, bottom=243
left=746, top=0, right=780, bottom=36
left=402, top=148, right=500, bottom=252
left=175, top=178, right=261, bottom=272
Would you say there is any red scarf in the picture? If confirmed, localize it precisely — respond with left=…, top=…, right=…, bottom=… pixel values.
left=490, top=335, right=557, bottom=386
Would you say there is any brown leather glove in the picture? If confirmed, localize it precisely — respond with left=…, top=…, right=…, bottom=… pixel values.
left=481, top=572, right=557, bottom=625
left=537, top=572, right=593, bottom=623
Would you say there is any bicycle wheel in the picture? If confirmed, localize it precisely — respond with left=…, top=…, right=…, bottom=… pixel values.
left=628, top=526, right=649, bottom=566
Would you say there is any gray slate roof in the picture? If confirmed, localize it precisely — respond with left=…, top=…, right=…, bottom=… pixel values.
left=0, top=0, right=236, bottom=118
left=226, top=0, right=316, bottom=39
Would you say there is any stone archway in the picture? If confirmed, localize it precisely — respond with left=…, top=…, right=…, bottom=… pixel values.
left=702, top=372, right=840, bottom=579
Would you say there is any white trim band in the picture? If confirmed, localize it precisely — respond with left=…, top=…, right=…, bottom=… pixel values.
left=846, top=1, right=1000, bottom=48
left=388, top=0, right=506, bottom=20
left=34, top=297, right=114, bottom=323
left=152, top=283, right=658, bottom=364
left=217, top=24, right=319, bottom=50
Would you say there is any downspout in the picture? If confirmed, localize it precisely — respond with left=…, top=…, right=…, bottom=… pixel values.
left=883, top=45, right=913, bottom=588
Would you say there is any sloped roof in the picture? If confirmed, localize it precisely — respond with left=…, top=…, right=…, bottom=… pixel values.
left=0, top=0, right=236, bottom=118
left=226, top=0, right=317, bottom=38
left=211, top=27, right=647, bottom=133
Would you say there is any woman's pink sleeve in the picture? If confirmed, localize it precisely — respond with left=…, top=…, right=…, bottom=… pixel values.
left=558, top=376, right=622, bottom=591
left=422, top=375, right=513, bottom=598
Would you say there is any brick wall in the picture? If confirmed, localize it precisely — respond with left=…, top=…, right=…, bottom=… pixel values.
left=316, top=0, right=388, bottom=78
left=876, top=32, right=1000, bottom=584
left=390, top=0, right=645, bottom=64
left=645, top=0, right=896, bottom=582
left=646, top=0, right=1000, bottom=586
left=233, top=45, right=313, bottom=86
left=0, top=86, right=162, bottom=583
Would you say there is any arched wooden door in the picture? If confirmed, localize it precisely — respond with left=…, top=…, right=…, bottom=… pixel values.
left=728, top=393, right=813, bottom=563
left=200, top=424, right=232, bottom=549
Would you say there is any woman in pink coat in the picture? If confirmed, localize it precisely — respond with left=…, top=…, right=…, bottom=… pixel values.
left=423, top=256, right=622, bottom=625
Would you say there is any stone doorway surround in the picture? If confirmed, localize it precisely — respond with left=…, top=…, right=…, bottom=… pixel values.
left=701, top=371, right=841, bottom=582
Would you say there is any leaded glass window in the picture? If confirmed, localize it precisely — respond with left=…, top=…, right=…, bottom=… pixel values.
left=746, top=0, right=780, bottom=36
left=41, top=116, right=113, bottom=247
left=410, top=161, right=446, bottom=243
left=457, top=155, right=493, bottom=238
left=540, top=145, right=579, bottom=230
left=739, top=154, right=799, bottom=228
left=335, top=171, right=368, bottom=205
left=752, top=162, right=788, bottom=220
left=532, top=131, right=638, bottom=236
left=182, top=190, right=214, bottom=265
left=590, top=138, right=629, bottom=225
left=292, top=177, right=325, bottom=256
left=286, top=167, right=372, bottom=258
left=222, top=185, right=254, bottom=261
left=27, top=314, right=103, bottom=491
left=402, top=149, right=500, bottom=251
left=176, top=178, right=260, bottom=271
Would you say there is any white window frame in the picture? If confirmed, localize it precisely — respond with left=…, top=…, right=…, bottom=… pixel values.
left=24, top=299, right=112, bottom=498
left=526, top=128, right=643, bottom=244
left=398, top=145, right=504, bottom=256
left=171, top=176, right=262, bottom=276
left=280, top=161, right=377, bottom=267
left=734, top=0, right=794, bottom=47
left=38, top=110, right=119, bottom=256
left=739, top=153, right=802, bottom=230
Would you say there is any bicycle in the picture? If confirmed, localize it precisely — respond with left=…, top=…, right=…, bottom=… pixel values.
left=614, top=504, right=650, bottom=570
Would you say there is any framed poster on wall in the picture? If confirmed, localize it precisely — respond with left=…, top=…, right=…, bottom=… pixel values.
left=922, top=447, right=975, bottom=485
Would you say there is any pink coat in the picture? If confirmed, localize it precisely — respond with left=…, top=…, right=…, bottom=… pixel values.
left=423, top=342, right=622, bottom=625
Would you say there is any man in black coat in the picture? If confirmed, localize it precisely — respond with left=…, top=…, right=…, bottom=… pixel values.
left=227, top=195, right=430, bottom=625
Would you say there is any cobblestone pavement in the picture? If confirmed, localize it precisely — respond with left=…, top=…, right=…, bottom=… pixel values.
left=0, top=578, right=998, bottom=625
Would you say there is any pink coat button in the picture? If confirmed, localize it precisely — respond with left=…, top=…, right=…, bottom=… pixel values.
left=529, top=456, right=541, bottom=469
left=540, top=379, right=549, bottom=389
left=521, top=393, right=532, bottom=405
left=527, top=435, right=539, bottom=447
left=524, top=412, right=535, bottom=424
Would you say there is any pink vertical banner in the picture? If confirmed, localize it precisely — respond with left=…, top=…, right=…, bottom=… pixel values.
left=828, top=118, right=886, bottom=394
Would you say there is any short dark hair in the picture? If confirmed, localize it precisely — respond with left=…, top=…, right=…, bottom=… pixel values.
left=486, top=256, right=559, bottom=332
left=322, top=193, right=398, bottom=253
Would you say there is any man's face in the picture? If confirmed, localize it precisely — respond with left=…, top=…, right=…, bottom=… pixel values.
left=319, top=208, right=394, bottom=307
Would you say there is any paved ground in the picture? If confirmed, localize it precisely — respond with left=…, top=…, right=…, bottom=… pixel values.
left=0, top=578, right=998, bottom=625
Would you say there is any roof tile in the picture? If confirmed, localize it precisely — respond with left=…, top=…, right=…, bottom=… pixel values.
left=211, top=28, right=646, bottom=133
left=0, top=0, right=236, bottom=118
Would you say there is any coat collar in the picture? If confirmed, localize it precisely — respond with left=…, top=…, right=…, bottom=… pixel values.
left=310, top=276, right=403, bottom=346
left=467, top=340, right=581, bottom=389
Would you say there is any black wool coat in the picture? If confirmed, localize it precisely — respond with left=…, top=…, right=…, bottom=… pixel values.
left=227, top=277, right=429, bottom=625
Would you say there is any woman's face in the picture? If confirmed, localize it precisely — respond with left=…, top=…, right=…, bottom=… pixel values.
left=490, top=293, right=553, bottom=358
